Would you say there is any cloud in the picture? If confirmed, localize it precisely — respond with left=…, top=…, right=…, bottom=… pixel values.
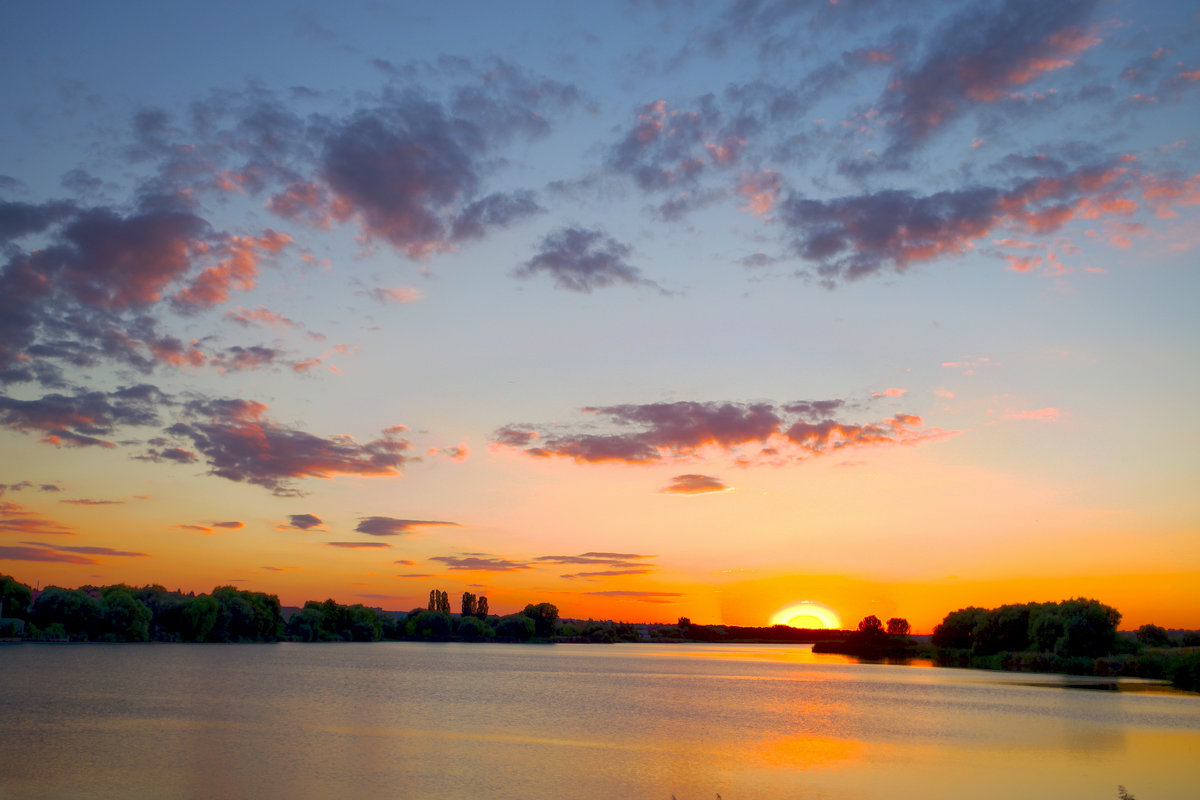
left=355, top=516, right=458, bottom=537
left=430, top=555, right=532, bottom=571
left=175, top=524, right=212, bottom=533
left=31, top=200, right=211, bottom=310
left=606, top=98, right=750, bottom=192
left=0, top=199, right=77, bottom=244
left=1002, top=407, right=1062, bottom=421
left=561, top=568, right=654, bottom=579
left=0, top=196, right=214, bottom=376
left=208, top=345, right=287, bottom=373
left=22, top=541, right=148, bottom=557
left=327, top=541, right=391, bottom=549
left=661, top=474, right=730, bottom=495
left=495, top=398, right=949, bottom=464
left=535, top=552, right=657, bottom=578
left=363, top=287, right=423, bottom=305
left=535, top=552, right=654, bottom=567
left=738, top=170, right=783, bottom=216
left=311, top=66, right=576, bottom=258
left=450, top=191, right=542, bottom=241
left=942, top=356, right=995, bottom=375
left=164, top=398, right=413, bottom=495
left=395, top=573, right=434, bottom=579
left=394, top=559, right=416, bottom=566
left=778, top=162, right=1137, bottom=282
left=171, top=230, right=291, bottom=310
left=1140, top=173, right=1200, bottom=218
left=137, top=445, right=200, bottom=464
left=429, top=444, right=469, bottom=462
left=877, top=0, right=1101, bottom=158
left=0, top=545, right=96, bottom=564
left=0, top=384, right=166, bottom=447
left=281, top=513, right=324, bottom=531
left=583, top=590, right=683, bottom=603
left=0, top=68, right=578, bottom=386
left=212, top=521, right=244, bottom=529
left=0, top=481, right=62, bottom=495
left=514, top=227, right=657, bottom=293
left=224, top=305, right=300, bottom=330
left=0, top=541, right=148, bottom=563
left=872, top=388, right=907, bottom=398
left=59, top=498, right=123, bottom=506
left=0, top=500, right=74, bottom=535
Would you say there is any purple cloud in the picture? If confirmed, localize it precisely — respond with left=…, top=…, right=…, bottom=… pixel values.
left=514, top=227, right=657, bottom=293
left=282, top=513, right=324, bottom=531
left=661, top=474, right=730, bottom=495
left=165, top=399, right=413, bottom=496
left=431, top=555, right=531, bottom=572
left=355, top=517, right=458, bottom=537
left=495, top=398, right=948, bottom=463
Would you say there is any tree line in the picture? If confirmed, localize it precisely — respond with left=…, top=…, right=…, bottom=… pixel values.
left=927, top=597, right=1200, bottom=692
left=2, top=575, right=1196, bottom=691
left=0, top=575, right=581, bottom=644
left=0, top=576, right=283, bottom=643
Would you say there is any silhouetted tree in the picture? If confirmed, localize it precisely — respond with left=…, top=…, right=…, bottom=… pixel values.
left=208, top=586, right=282, bottom=642
left=523, top=602, right=559, bottom=638
left=0, top=574, right=32, bottom=621
left=461, top=592, right=476, bottom=617
left=408, top=609, right=452, bottom=639
left=180, top=595, right=219, bottom=641
left=475, top=596, right=488, bottom=619
left=932, top=607, right=988, bottom=649
left=886, top=617, right=910, bottom=636
left=1136, top=623, right=1171, bottom=647
left=857, top=615, right=883, bottom=634
left=932, top=598, right=1120, bottom=658
left=455, top=615, right=494, bottom=641
left=30, top=587, right=105, bottom=640
left=101, top=585, right=151, bottom=641
left=495, top=613, right=535, bottom=641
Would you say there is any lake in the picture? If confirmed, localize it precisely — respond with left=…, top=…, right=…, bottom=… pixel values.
left=1, top=642, right=1196, bottom=799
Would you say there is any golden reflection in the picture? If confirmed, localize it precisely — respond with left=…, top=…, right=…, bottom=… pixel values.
left=651, top=643, right=858, bottom=666
left=750, top=735, right=863, bottom=771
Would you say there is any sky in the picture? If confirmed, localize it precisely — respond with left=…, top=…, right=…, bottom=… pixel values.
left=1, top=0, right=1197, bottom=631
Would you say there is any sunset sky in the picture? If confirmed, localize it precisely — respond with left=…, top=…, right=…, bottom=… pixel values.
left=2, top=0, right=1197, bottom=631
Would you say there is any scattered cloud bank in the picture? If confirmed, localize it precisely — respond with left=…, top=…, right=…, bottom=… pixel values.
left=495, top=398, right=951, bottom=464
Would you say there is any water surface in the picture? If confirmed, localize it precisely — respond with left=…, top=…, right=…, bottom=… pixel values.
left=1, top=642, right=1196, bottom=799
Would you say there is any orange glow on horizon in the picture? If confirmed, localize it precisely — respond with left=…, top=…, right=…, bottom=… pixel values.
left=768, top=601, right=843, bottom=630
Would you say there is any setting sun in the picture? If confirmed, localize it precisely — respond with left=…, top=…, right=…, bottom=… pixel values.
left=769, top=601, right=843, bottom=630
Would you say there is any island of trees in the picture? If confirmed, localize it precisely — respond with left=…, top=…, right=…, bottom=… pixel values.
left=2, top=574, right=1196, bottom=691
left=812, top=598, right=1200, bottom=693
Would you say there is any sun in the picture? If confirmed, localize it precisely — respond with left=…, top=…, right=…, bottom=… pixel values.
left=769, top=601, right=843, bottom=630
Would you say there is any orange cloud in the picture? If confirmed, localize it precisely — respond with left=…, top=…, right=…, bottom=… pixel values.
left=0, top=500, right=74, bottom=535
left=661, top=474, right=730, bottom=495
left=224, top=305, right=300, bottom=329
left=173, top=230, right=292, bottom=308
left=960, top=27, right=1101, bottom=102
left=366, top=286, right=423, bottom=304
left=1141, top=173, right=1200, bottom=218
left=1003, top=407, right=1062, bottom=421
left=738, top=170, right=782, bottom=216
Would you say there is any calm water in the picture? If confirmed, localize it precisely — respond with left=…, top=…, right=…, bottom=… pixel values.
left=1, top=642, right=1197, bottom=799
